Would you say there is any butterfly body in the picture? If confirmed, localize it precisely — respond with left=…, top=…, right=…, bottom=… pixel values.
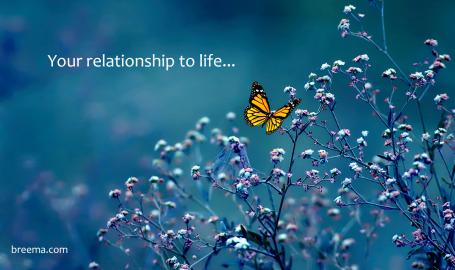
left=244, top=81, right=300, bottom=134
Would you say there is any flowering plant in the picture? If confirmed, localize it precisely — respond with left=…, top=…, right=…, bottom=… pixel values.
left=95, top=1, right=453, bottom=269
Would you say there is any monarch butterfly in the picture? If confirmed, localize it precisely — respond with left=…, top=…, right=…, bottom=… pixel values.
left=244, top=81, right=301, bottom=134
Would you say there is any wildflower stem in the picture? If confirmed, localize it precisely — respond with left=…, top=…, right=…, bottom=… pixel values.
left=438, top=148, right=454, bottom=181
left=416, top=101, right=447, bottom=201
left=351, top=83, right=388, bottom=126
left=418, top=83, right=432, bottom=102
left=266, top=184, right=277, bottom=212
left=247, top=247, right=276, bottom=258
left=380, top=0, right=388, bottom=52
left=166, top=174, right=217, bottom=216
left=344, top=202, right=398, bottom=210
left=351, top=25, right=410, bottom=85
left=328, top=105, right=357, bottom=159
left=189, top=249, right=218, bottom=268
left=261, top=180, right=283, bottom=195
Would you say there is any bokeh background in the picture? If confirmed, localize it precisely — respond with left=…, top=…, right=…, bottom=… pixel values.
left=0, top=0, right=453, bottom=269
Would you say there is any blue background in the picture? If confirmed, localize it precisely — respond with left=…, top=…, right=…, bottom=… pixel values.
left=0, top=0, right=453, bottom=269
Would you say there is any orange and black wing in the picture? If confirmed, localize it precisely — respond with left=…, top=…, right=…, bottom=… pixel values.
left=248, top=82, right=270, bottom=114
left=244, top=82, right=271, bottom=126
left=244, top=106, right=268, bottom=126
left=265, top=98, right=301, bottom=134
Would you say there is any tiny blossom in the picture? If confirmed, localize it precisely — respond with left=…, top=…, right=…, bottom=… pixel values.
left=346, top=66, right=363, bottom=74
left=226, top=237, right=250, bottom=250
left=307, top=170, right=321, bottom=179
left=154, top=139, right=167, bottom=151
left=304, top=81, right=316, bottom=91
left=382, top=68, right=397, bottom=80
left=97, top=228, right=107, bottom=240
left=166, top=256, right=180, bottom=269
left=301, top=149, right=314, bottom=158
left=356, top=137, right=367, bottom=146
left=332, top=60, right=346, bottom=73
left=295, top=108, right=309, bottom=117
left=412, top=229, right=425, bottom=242
left=429, top=59, right=446, bottom=71
left=278, top=233, right=288, bottom=242
left=408, top=196, right=427, bottom=213
left=186, top=130, right=206, bottom=142
left=166, top=181, right=176, bottom=191
left=182, top=213, right=195, bottom=223
left=235, top=182, right=249, bottom=199
left=333, top=60, right=346, bottom=67
left=239, top=167, right=253, bottom=178
left=163, top=201, right=176, bottom=208
left=149, top=176, right=163, bottom=184
left=107, top=216, right=118, bottom=227
left=125, top=177, right=139, bottom=190
left=337, top=128, right=351, bottom=139
left=398, top=124, right=412, bottom=131
left=172, top=168, right=183, bottom=177
left=217, top=172, right=228, bottom=181
left=443, top=202, right=455, bottom=231
left=369, top=164, right=386, bottom=178
left=444, top=254, right=455, bottom=266
left=327, top=208, right=340, bottom=217
left=353, top=54, right=369, bottom=62
left=349, top=162, right=362, bottom=174
left=409, top=71, right=424, bottom=80
left=207, top=216, right=219, bottom=223
left=414, top=153, right=432, bottom=164
left=191, top=165, right=201, bottom=180
left=343, top=4, right=356, bottom=14
left=316, top=75, right=331, bottom=83
left=258, top=205, right=272, bottom=215
left=228, top=135, right=240, bottom=145
left=424, top=38, right=438, bottom=47
left=438, top=54, right=451, bottom=61
left=392, top=234, right=407, bottom=247
left=382, top=128, right=397, bottom=138
left=330, top=168, right=341, bottom=176
left=286, top=223, right=298, bottom=231
left=399, top=132, right=413, bottom=143
left=321, top=63, right=331, bottom=70
left=196, top=116, right=210, bottom=129
left=270, top=148, right=286, bottom=164
left=283, top=86, right=297, bottom=97
left=179, top=264, right=190, bottom=270
left=307, top=111, right=318, bottom=121
left=314, top=89, right=336, bottom=105
left=341, top=178, right=352, bottom=188
left=334, top=196, right=344, bottom=206
left=434, top=127, right=447, bottom=135
left=425, top=69, right=435, bottom=78
left=434, top=93, right=449, bottom=104
left=230, top=155, right=241, bottom=166
left=88, top=262, right=100, bottom=270
left=226, top=112, right=236, bottom=120
left=386, top=178, right=396, bottom=185
left=341, top=238, right=355, bottom=250
left=318, top=149, right=328, bottom=159
left=338, top=19, right=350, bottom=36
left=108, top=189, right=121, bottom=198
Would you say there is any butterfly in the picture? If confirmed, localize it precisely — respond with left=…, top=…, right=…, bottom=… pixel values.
left=244, top=81, right=301, bottom=135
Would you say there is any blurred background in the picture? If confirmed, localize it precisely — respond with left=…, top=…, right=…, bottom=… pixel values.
left=0, top=0, right=453, bottom=269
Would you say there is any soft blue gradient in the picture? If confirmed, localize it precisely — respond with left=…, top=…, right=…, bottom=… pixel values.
left=0, top=0, right=453, bottom=269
